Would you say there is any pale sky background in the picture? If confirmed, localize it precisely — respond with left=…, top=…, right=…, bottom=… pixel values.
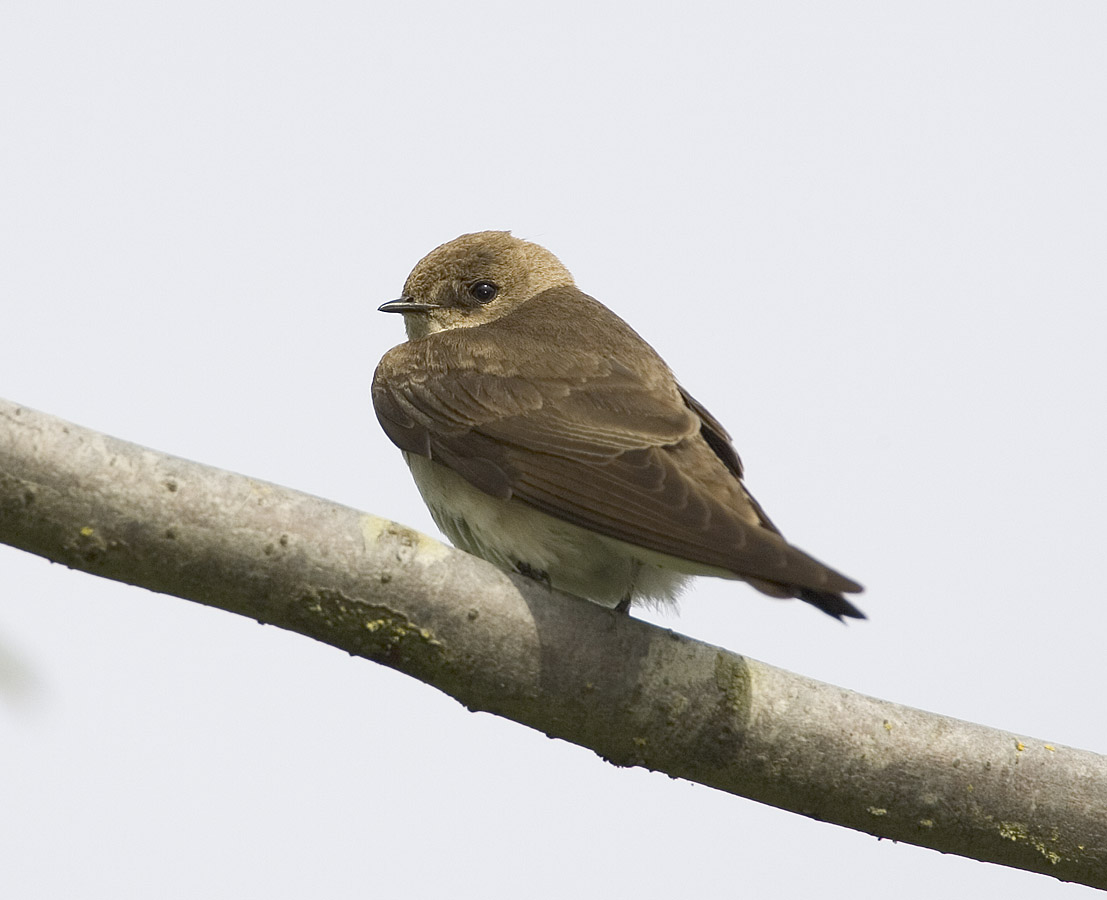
left=2, top=2, right=1105, bottom=898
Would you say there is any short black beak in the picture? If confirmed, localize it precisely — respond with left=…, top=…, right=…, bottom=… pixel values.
left=378, top=297, right=437, bottom=314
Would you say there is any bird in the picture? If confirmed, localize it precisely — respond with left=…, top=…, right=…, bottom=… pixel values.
left=372, top=231, right=864, bottom=620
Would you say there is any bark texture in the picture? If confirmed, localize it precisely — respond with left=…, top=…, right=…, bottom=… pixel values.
left=1, top=397, right=1105, bottom=889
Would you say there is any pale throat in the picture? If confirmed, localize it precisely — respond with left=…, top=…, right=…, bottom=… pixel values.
left=403, top=312, right=485, bottom=340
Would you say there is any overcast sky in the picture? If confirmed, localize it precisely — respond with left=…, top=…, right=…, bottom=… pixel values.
left=2, top=3, right=1105, bottom=898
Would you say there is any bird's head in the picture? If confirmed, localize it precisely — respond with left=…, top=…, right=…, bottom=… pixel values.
left=380, top=231, right=575, bottom=339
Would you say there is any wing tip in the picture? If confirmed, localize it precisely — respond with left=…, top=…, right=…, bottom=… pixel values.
left=796, top=587, right=867, bottom=622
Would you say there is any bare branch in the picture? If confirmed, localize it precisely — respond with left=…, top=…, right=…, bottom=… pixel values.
left=1, top=396, right=1105, bottom=890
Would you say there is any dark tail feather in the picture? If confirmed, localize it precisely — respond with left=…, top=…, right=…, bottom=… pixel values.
left=797, top=588, right=866, bottom=622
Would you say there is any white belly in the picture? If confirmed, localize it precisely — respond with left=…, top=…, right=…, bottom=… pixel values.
left=403, top=453, right=736, bottom=608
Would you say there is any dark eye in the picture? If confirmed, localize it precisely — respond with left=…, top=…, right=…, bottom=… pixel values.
left=469, top=280, right=498, bottom=303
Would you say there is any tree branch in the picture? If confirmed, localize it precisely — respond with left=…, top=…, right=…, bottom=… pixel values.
left=1, top=396, right=1104, bottom=890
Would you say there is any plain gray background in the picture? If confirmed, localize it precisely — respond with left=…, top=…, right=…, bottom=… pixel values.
left=2, top=2, right=1104, bottom=897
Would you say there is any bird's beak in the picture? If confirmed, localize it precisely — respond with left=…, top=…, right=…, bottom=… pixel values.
left=378, top=296, right=438, bottom=314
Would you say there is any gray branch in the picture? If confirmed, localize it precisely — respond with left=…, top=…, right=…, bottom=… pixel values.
left=1, top=396, right=1104, bottom=890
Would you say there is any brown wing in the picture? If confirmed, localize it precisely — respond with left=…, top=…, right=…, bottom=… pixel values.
left=372, top=288, right=861, bottom=597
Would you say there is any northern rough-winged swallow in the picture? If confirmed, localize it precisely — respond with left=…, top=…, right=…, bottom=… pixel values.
left=373, top=231, right=864, bottom=620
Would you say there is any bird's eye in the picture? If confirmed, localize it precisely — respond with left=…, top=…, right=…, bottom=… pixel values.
left=469, top=280, right=498, bottom=303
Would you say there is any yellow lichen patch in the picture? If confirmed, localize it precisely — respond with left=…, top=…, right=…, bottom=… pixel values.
left=363, top=614, right=443, bottom=653
left=80, top=526, right=95, bottom=537
left=712, top=652, right=752, bottom=716
left=996, top=823, right=1062, bottom=864
left=883, top=720, right=893, bottom=732
left=360, top=515, right=451, bottom=561
left=246, top=479, right=275, bottom=498
left=296, top=588, right=444, bottom=660
left=867, top=807, right=887, bottom=816
left=1033, top=834, right=1063, bottom=866
left=1015, top=740, right=1026, bottom=752
left=1044, top=744, right=1056, bottom=752
left=918, top=819, right=934, bottom=829
left=359, top=515, right=394, bottom=546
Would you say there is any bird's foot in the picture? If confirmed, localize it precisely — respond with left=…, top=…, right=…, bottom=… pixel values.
left=514, top=561, right=551, bottom=588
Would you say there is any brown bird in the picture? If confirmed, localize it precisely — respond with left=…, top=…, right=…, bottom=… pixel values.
left=372, top=231, right=864, bottom=620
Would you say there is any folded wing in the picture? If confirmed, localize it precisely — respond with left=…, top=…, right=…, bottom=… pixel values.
left=372, top=289, right=862, bottom=602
